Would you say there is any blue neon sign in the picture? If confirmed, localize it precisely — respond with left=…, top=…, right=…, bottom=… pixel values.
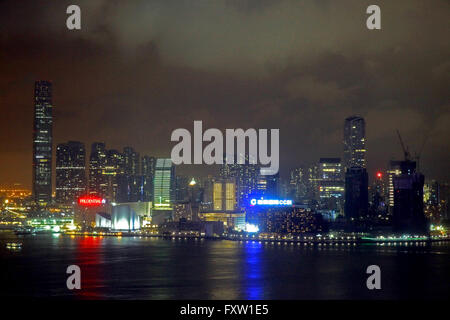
left=250, top=198, right=293, bottom=206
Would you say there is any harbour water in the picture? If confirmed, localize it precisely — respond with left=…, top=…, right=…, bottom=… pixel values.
left=0, top=231, right=448, bottom=299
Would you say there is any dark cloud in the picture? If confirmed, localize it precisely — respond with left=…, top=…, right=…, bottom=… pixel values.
left=0, top=0, right=449, bottom=187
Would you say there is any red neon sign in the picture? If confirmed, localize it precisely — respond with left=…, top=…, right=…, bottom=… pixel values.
left=78, top=195, right=105, bottom=207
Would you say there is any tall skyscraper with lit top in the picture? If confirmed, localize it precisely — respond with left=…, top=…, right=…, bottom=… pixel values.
left=344, top=116, right=366, bottom=169
left=33, top=81, right=53, bottom=206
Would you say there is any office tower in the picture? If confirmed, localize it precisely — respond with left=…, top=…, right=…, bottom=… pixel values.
left=104, top=149, right=125, bottom=201
left=32, top=81, right=53, bottom=205
left=424, top=180, right=441, bottom=223
left=220, top=155, right=259, bottom=208
left=55, top=141, right=86, bottom=204
left=318, top=158, right=344, bottom=211
left=393, top=160, right=427, bottom=234
left=387, top=160, right=402, bottom=212
left=344, top=167, right=369, bottom=223
left=256, top=171, right=279, bottom=198
left=213, top=179, right=237, bottom=211
left=343, top=116, right=366, bottom=169
left=89, top=142, right=108, bottom=197
left=153, top=158, right=175, bottom=208
left=289, top=167, right=308, bottom=202
left=175, top=175, right=189, bottom=201
left=123, top=146, right=140, bottom=176
left=307, top=164, right=320, bottom=202
left=370, top=171, right=387, bottom=216
left=142, top=156, right=156, bottom=177
left=117, top=175, right=144, bottom=203
left=141, top=156, right=156, bottom=202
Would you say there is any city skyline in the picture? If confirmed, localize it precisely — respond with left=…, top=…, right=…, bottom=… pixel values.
left=0, top=1, right=448, bottom=304
left=1, top=1, right=449, bottom=188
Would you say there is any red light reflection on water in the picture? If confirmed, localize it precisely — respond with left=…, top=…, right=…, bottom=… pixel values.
left=74, top=236, right=104, bottom=299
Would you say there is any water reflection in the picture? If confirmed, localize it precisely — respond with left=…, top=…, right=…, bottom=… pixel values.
left=244, top=241, right=264, bottom=300
left=75, top=236, right=104, bottom=299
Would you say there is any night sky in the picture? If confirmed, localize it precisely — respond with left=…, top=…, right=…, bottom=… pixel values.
left=0, top=0, right=449, bottom=188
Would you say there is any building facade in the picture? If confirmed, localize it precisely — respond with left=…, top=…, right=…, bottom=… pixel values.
left=55, top=141, right=86, bottom=204
left=32, top=81, right=53, bottom=205
left=343, top=116, right=366, bottom=169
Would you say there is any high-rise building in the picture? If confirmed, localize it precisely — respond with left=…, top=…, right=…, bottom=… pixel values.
left=213, top=179, right=237, bottom=212
left=343, top=116, right=366, bottom=169
left=220, top=155, right=259, bottom=208
left=387, top=160, right=402, bottom=212
left=89, top=142, right=108, bottom=197
left=256, top=170, right=279, bottom=198
left=55, top=141, right=86, bottom=204
left=123, top=146, right=140, bottom=176
left=104, top=149, right=125, bottom=201
left=175, top=175, right=189, bottom=201
left=142, top=155, right=156, bottom=203
left=393, top=160, right=427, bottom=234
left=318, top=158, right=344, bottom=211
left=370, top=171, right=388, bottom=216
left=153, top=158, right=175, bottom=208
left=32, top=81, right=53, bottom=205
left=345, top=167, right=369, bottom=223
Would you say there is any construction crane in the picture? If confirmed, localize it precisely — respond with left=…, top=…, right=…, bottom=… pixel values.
left=396, top=129, right=410, bottom=161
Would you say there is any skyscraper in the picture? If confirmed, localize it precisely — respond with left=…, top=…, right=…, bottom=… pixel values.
left=89, top=142, right=108, bottom=197
left=345, top=167, right=369, bottom=223
left=123, top=146, right=140, bottom=176
left=142, top=155, right=156, bottom=202
left=153, top=158, right=175, bottom=208
left=343, top=116, right=366, bottom=169
left=33, top=81, right=53, bottom=205
left=213, top=179, right=237, bottom=211
left=104, top=149, right=125, bottom=201
left=56, top=141, right=86, bottom=204
left=393, top=160, right=427, bottom=234
left=220, top=155, right=259, bottom=208
left=387, top=160, right=402, bottom=212
left=318, top=158, right=344, bottom=211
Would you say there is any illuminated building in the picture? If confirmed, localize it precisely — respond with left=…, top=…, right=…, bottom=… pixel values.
left=153, top=158, right=175, bottom=207
left=344, top=167, right=369, bottom=223
left=27, top=217, right=75, bottom=232
left=393, top=160, right=427, bottom=234
left=370, top=171, right=388, bottom=217
left=95, top=212, right=111, bottom=228
left=318, top=158, right=344, bottom=211
left=343, top=116, right=366, bottom=169
left=103, top=149, right=125, bottom=201
left=89, top=142, right=108, bottom=197
left=32, top=81, right=53, bottom=206
left=123, top=146, right=140, bottom=176
left=142, top=155, right=156, bottom=201
left=256, top=170, right=279, bottom=198
left=212, top=179, right=237, bottom=211
left=198, top=212, right=245, bottom=231
left=220, top=154, right=259, bottom=208
left=74, top=195, right=110, bottom=229
left=387, top=160, right=402, bottom=212
left=289, top=167, right=307, bottom=202
left=111, top=204, right=141, bottom=231
left=56, top=141, right=86, bottom=204
left=117, top=175, right=145, bottom=202
left=424, top=180, right=441, bottom=223
left=246, top=204, right=326, bottom=234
